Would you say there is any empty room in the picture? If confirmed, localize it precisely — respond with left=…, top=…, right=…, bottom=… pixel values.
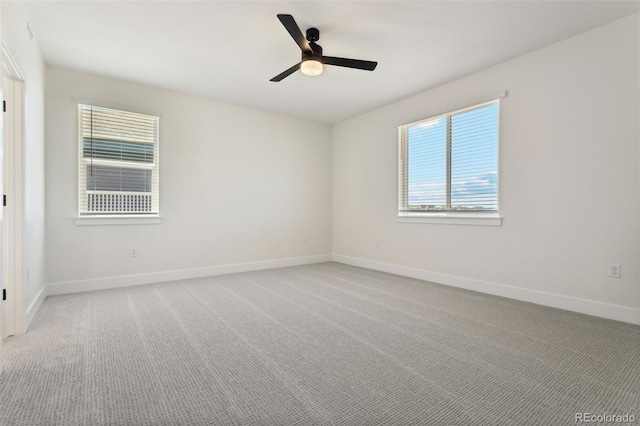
left=0, top=1, right=638, bottom=425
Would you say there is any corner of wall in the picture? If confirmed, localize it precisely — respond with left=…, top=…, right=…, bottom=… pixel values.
left=25, top=283, right=47, bottom=330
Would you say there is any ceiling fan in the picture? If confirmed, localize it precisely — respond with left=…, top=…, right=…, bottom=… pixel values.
left=270, top=14, right=378, bottom=82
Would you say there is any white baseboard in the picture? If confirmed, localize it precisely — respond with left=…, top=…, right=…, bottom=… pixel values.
left=40, top=253, right=640, bottom=325
left=26, top=284, right=48, bottom=330
left=47, top=254, right=332, bottom=296
left=332, top=254, right=640, bottom=326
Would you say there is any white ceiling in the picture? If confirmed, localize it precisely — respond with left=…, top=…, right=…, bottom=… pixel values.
left=26, top=1, right=639, bottom=124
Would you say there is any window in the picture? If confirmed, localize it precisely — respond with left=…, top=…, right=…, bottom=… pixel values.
left=78, top=104, right=159, bottom=216
left=398, top=99, right=500, bottom=220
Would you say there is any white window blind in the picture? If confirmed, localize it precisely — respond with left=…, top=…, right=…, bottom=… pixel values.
left=398, top=99, right=499, bottom=216
left=78, top=104, right=159, bottom=216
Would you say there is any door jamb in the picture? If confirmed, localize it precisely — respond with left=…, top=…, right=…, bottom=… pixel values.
left=1, top=44, right=25, bottom=337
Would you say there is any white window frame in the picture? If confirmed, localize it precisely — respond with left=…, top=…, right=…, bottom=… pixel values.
left=76, top=103, right=161, bottom=225
left=398, top=95, right=504, bottom=226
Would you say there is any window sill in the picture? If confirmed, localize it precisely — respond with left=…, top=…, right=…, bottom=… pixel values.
left=75, top=215, right=162, bottom=226
left=397, top=214, right=502, bottom=226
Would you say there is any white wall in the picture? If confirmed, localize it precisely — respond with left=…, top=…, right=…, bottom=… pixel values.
left=1, top=2, right=46, bottom=328
left=332, top=14, right=639, bottom=323
left=42, top=14, right=639, bottom=324
left=46, top=66, right=332, bottom=289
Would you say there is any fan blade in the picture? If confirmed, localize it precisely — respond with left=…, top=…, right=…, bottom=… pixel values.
left=270, top=63, right=301, bottom=82
left=277, top=14, right=312, bottom=54
left=323, top=56, right=378, bottom=71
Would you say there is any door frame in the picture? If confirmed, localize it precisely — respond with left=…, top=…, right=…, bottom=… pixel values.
left=2, top=44, right=25, bottom=338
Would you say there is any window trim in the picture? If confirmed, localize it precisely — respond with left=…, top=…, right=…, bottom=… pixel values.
left=398, top=93, right=505, bottom=225
left=74, top=215, right=162, bottom=226
left=76, top=103, right=160, bottom=221
left=397, top=214, right=502, bottom=226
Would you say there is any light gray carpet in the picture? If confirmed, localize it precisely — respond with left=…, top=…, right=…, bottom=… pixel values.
left=1, top=262, right=638, bottom=425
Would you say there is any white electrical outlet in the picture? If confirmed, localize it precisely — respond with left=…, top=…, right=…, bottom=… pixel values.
left=608, top=263, right=620, bottom=278
left=130, top=248, right=137, bottom=258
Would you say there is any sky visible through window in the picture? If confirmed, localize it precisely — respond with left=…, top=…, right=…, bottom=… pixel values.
left=407, top=103, right=498, bottom=211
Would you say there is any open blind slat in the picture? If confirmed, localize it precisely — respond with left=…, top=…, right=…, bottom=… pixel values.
left=451, top=103, right=498, bottom=211
left=406, top=117, right=447, bottom=209
left=78, top=104, right=160, bottom=216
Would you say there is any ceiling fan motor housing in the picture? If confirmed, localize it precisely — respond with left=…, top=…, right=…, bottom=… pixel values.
left=306, top=27, right=320, bottom=42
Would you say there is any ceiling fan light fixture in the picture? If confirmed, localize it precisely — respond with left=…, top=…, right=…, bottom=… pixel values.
left=301, top=58, right=323, bottom=76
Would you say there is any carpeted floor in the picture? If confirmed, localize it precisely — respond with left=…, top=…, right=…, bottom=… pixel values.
left=0, top=262, right=638, bottom=425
